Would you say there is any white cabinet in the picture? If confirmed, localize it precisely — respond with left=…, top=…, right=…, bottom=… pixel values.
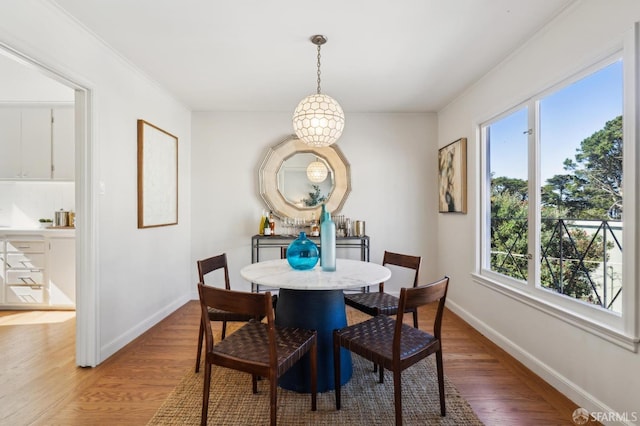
left=0, top=233, right=75, bottom=308
left=0, top=107, right=52, bottom=179
left=20, top=108, right=53, bottom=179
left=3, top=239, right=46, bottom=305
left=0, top=108, right=22, bottom=178
left=0, top=105, right=74, bottom=181
left=48, top=237, right=75, bottom=306
left=52, top=107, right=74, bottom=180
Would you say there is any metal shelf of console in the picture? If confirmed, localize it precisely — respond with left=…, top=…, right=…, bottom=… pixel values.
left=250, top=234, right=370, bottom=292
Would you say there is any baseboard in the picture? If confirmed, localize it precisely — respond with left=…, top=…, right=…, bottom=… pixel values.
left=445, top=299, right=629, bottom=426
left=100, top=294, right=190, bottom=362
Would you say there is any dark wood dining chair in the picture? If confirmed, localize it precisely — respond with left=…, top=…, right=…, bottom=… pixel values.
left=333, top=276, right=449, bottom=426
left=344, top=251, right=422, bottom=327
left=195, top=253, right=256, bottom=373
left=198, top=284, right=317, bottom=426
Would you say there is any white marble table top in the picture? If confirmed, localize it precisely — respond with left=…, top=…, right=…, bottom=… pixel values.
left=240, top=258, right=391, bottom=291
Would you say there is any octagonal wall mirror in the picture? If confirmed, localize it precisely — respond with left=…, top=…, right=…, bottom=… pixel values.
left=259, top=135, right=351, bottom=220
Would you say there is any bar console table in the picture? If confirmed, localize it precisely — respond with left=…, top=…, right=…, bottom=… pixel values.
left=250, top=234, right=370, bottom=292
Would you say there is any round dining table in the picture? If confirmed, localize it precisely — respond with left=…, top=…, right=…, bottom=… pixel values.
left=240, top=258, right=391, bottom=393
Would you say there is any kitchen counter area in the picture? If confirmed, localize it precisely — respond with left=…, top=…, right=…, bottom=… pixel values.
left=0, top=226, right=76, bottom=236
left=0, top=227, right=76, bottom=310
left=0, top=71, right=77, bottom=311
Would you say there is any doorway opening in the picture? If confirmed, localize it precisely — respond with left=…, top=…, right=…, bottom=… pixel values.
left=0, top=43, right=97, bottom=366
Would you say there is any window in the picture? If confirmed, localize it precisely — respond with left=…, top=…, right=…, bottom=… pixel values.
left=477, top=54, right=637, bottom=349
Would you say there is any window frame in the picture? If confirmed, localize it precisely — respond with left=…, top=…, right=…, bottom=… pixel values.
left=474, top=39, right=639, bottom=352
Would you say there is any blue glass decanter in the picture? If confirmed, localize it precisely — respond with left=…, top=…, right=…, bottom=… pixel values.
left=286, top=232, right=319, bottom=270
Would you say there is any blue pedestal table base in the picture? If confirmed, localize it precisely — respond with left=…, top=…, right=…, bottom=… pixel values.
left=275, top=288, right=352, bottom=393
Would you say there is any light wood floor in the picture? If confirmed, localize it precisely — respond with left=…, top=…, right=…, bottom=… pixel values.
left=0, top=301, right=585, bottom=425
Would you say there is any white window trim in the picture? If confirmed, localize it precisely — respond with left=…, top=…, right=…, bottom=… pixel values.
left=472, top=273, right=637, bottom=351
left=475, top=25, right=640, bottom=352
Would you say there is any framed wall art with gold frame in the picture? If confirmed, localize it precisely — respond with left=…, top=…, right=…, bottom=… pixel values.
left=438, top=137, right=467, bottom=213
left=137, top=119, right=178, bottom=228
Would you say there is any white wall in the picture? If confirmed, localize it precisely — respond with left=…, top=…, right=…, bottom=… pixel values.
left=0, top=1, right=192, bottom=363
left=0, top=52, right=74, bottom=102
left=437, top=0, right=640, bottom=421
left=0, top=182, right=74, bottom=227
left=190, top=112, right=438, bottom=295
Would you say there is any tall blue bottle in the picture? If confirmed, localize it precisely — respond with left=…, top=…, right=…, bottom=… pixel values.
left=320, top=210, right=336, bottom=271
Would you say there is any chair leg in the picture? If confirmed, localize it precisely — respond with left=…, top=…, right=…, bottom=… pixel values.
left=333, top=334, right=341, bottom=410
left=270, top=373, right=277, bottom=426
left=310, top=339, right=317, bottom=411
left=436, top=350, right=446, bottom=416
left=221, top=320, right=227, bottom=340
left=393, top=368, right=402, bottom=426
left=201, top=362, right=212, bottom=426
left=379, top=363, right=384, bottom=383
left=412, top=310, right=418, bottom=328
left=252, top=374, right=258, bottom=394
left=195, top=320, right=204, bottom=373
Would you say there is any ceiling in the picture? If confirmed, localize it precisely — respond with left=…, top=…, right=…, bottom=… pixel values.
left=52, top=0, right=574, bottom=113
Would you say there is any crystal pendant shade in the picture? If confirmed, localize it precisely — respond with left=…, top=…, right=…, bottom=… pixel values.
left=306, top=160, right=328, bottom=182
left=293, top=93, right=345, bottom=147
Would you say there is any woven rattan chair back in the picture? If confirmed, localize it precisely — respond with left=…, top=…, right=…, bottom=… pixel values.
left=344, top=251, right=422, bottom=327
left=194, top=253, right=254, bottom=373
left=334, top=276, right=449, bottom=426
left=198, top=284, right=317, bottom=426
left=197, top=253, right=231, bottom=289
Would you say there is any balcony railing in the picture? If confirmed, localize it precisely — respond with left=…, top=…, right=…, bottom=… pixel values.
left=490, top=218, right=623, bottom=313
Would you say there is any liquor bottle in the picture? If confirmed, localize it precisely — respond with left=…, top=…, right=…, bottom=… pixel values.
left=269, top=211, right=275, bottom=235
left=259, top=210, right=266, bottom=235
left=264, top=211, right=272, bottom=236
left=310, top=212, right=319, bottom=237
left=320, top=208, right=336, bottom=271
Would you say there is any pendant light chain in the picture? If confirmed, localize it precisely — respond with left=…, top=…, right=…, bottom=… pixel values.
left=292, top=34, right=345, bottom=147
left=316, top=43, right=322, bottom=95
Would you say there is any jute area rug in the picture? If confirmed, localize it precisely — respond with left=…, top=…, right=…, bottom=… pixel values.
left=148, top=324, right=483, bottom=425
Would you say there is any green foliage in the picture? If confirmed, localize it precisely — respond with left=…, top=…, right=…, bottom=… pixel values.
left=491, top=190, right=603, bottom=301
left=545, top=115, right=623, bottom=219
left=489, top=116, right=623, bottom=304
left=490, top=191, right=528, bottom=280
left=491, top=176, right=529, bottom=201
left=303, top=185, right=327, bottom=207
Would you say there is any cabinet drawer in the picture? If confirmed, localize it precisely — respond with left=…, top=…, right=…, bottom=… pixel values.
left=6, top=240, right=45, bottom=253
left=5, top=252, right=45, bottom=269
left=6, top=270, right=44, bottom=285
left=6, top=285, right=44, bottom=304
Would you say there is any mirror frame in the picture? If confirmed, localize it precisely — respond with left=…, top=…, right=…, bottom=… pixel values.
left=259, top=135, right=351, bottom=220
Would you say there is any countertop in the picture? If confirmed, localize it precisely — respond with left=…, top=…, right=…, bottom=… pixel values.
left=0, top=226, right=76, bottom=237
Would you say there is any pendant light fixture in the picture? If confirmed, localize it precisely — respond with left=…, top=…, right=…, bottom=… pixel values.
left=292, top=35, right=345, bottom=147
left=306, top=158, right=329, bottom=183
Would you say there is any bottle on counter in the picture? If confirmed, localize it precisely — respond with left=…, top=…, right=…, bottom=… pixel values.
left=269, top=211, right=275, bottom=235
left=263, top=211, right=272, bottom=236
left=320, top=208, right=336, bottom=271
left=310, top=212, right=319, bottom=237
left=259, top=210, right=267, bottom=235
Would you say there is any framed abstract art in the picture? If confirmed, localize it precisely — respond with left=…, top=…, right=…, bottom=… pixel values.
left=438, top=137, right=467, bottom=213
left=137, top=119, right=178, bottom=228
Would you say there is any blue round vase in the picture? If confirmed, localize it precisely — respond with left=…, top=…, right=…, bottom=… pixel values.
left=286, top=232, right=319, bottom=270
